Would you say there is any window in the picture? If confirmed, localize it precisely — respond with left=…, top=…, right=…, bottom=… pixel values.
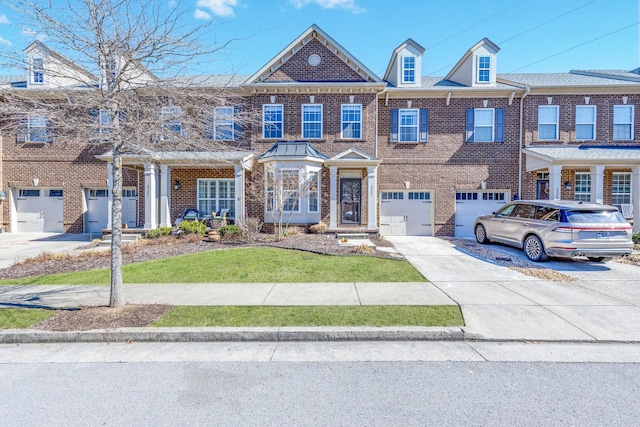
left=477, top=56, right=490, bottom=83
left=19, top=189, right=40, bottom=197
left=308, top=171, right=319, bottom=213
left=402, top=56, right=415, bottom=83
left=575, top=105, right=596, bottom=140
left=48, top=189, right=63, bottom=197
left=265, top=169, right=300, bottom=212
left=390, top=108, right=428, bottom=143
left=302, top=104, right=322, bottom=139
left=161, top=106, right=188, bottom=138
left=381, top=191, right=404, bottom=200
left=466, top=108, right=504, bottom=143
left=574, top=173, right=591, bottom=202
left=613, top=105, right=634, bottom=140
left=408, top=192, right=430, bottom=200
left=341, top=104, right=362, bottom=139
left=212, top=107, right=233, bottom=140
left=538, top=106, right=559, bottom=140
left=198, top=179, right=235, bottom=218
left=89, top=189, right=108, bottom=197
left=32, top=57, right=44, bottom=84
left=263, top=104, right=283, bottom=139
left=612, top=173, right=631, bottom=205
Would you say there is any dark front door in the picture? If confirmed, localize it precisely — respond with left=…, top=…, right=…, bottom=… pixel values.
left=340, top=178, right=361, bottom=225
left=536, top=180, right=549, bottom=200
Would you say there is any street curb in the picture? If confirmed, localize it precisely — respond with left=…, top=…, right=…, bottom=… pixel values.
left=0, top=326, right=465, bottom=344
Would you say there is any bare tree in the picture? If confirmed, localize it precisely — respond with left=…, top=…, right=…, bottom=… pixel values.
left=1, top=0, right=252, bottom=307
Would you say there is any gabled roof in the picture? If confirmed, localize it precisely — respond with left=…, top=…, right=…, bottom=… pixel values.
left=324, top=147, right=380, bottom=167
left=497, top=72, right=640, bottom=87
left=257, top=140, right=328, bottom=162
left=245, top=24, right=382, bottom=84
left=445, top=38, right=500, bottom=82
left=25, top=40, right=98, bottom=81
left=383, top=38, right=425, bottom=81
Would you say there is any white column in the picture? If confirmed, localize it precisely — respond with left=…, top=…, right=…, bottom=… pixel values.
left=159, top=165, right=171, bottom=227
left=548, top=165, right=563, bottom=200
left=367, top=166, right=378, bottom=231
left=144, top=162, right=158, bottom=229
left=234, top=164, right=245, bottom=221
left=590, top=165, right=605, bottom=205
left=329, top=166, right=338, bottom=229
left=107, top=162, right=113, bottom=229
left=633, top=166, right=640, bottom=233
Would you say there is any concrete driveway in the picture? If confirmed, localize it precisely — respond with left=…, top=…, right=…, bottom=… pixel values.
left=0, top=233, right=93, bottom=270
left=387, top=236, right=640, bottom=342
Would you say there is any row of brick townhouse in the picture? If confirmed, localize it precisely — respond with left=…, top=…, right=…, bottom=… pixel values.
left=2, top=24, right=640, bottom=236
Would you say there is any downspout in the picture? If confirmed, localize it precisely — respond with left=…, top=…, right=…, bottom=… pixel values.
left=518, top=84, right=531, bottom=199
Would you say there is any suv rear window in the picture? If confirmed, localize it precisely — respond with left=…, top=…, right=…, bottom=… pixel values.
left=565, top=210, right=627, bottom=224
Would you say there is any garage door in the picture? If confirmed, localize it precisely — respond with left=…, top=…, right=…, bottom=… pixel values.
left=15, top=188, right=64, bottom=233
left=85, top=188, right=138, bottom=232
left=455, top=191, right=508, bottom=237
left=380, top=191, right=433, bottom=236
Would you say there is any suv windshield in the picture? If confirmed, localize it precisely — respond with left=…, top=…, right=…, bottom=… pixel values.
left=565, top=210, right=627, bottom=224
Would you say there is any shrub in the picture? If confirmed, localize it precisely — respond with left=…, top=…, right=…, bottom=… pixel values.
left=353, top=244, right=375, bottom=254
left=148, top=226, right=173, bottom=238
left=633, top=231, right=640, bottom=245
left=285, top=226, right=302, bottom=236
left=219, top=224, right=242, bottom=238
left=179, top=220, right=206, bottom=236
left=238, top=217, right=263, bottom=242
left=309, top=222, right=327, bottom=234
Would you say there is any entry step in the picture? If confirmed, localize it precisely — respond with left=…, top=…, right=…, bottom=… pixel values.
left=336, top=233, right=370, bottom=241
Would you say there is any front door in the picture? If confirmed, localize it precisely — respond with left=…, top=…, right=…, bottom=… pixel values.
left=536, top=180, right=549, bottom=200
left=340, top=178, right=361, bottom=225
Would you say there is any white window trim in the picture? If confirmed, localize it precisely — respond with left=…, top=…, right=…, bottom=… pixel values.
left=538, top=105, right=559, bottom=140
left=197, top=178, right=235, bottom=218
left=213, top=106, right=234, bottom=141
left=613, top=105, right=634, bottom=141
left=31, top=57, right=44, bottom=85
left=575, top=105, right=596, bottom=140
left=341, top=104, right=362, bottom=139
left=398, top=108, right=419, bottom=142
left=262, top=104, right=283, bottom=139
left=402, top=56, right=415, bottom=84
left=612, top=172, right=631, bottom=205
left=476, top=56, right=491, bottom=84
left=28, top=115, right=47, bottom=143
left=474, top=108, right=495, bottom=142
left=161, top=106, right=187, bottom=137
left=574, top=173, right=591, bottom=202
left=301, top=104, right=323, bottom=139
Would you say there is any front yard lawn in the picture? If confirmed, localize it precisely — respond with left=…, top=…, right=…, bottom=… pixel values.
left=0, top=247, right=426, bottom=285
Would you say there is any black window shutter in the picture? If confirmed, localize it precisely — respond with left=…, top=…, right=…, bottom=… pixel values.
left=390, top=109, right=399, bottom=143
left=419, top=108, right=429, bottom=142
left=46, top=118, right=54, bottom=143
left=17, top=116, right=27, bottom=143
left=466, top=109, right=474, bottom=142
left=495, top=108, right=504, bottom=143
left=234, top=106, right=242, bottom=140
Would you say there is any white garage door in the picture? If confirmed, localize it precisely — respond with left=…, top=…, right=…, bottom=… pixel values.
left=85, top=188, right=138, bottom=232
left=380, top=191, right=433, bottom=236
left=455, top=191, right=508, bottom=238
left=15, top=188, right=64, bottom=233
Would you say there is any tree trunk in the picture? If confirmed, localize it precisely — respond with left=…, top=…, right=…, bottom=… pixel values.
left=109, top=145, right=124, bottom=308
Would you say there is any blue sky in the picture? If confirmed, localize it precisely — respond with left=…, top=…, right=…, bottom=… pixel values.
left=0, top=0, right=638, bottom=77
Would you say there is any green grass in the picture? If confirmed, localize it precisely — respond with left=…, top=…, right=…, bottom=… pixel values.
left=153, top=306, right=463, bottom=327
left=0, top=308, right=57, bottom=329
left=0, top=247, right=426, bottom=285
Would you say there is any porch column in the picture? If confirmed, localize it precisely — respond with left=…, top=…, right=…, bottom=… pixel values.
left=367, top=166, right=378, bottom=231
left=590, top=165, right=605, bottom=205
left=107, top=162, right=113, bottom=229
left=144, top=162, right=158, bottom=229
left=159, top=165, right=171, bottom=227
left=329, top=166, right=338, bottom=229
left=548, top=165, right=563, bottom=200
left=234, top=164, right=245, bottom=221
left=633, top=165, right=640, bottom=233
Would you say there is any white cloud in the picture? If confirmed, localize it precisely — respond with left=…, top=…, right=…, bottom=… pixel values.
left=0, top=36, right=11, bottom=46
left=194, top=8, right=212, bottom=19
left=21, top=28, right=47, bottom=41
left=168, top=0, right=177, bottom=6
left=0, top=14, right=10, bottom=24
left=196, top=0, right=238, bottom=17
left=290, top=0, right=366, bottom=14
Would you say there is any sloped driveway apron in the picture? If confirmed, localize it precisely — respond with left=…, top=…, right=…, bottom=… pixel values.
left=386, top=236, right=640, bottom=341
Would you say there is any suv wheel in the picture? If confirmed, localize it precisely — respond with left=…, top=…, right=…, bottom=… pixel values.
left=475, top=224, right=489, bottom=244
left=524, top=235, right=549, bottom=262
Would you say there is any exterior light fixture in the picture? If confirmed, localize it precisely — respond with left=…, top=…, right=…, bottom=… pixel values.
left=174, top=180, right=180, bottom=190
left=564, top=181, right=572, bottom=191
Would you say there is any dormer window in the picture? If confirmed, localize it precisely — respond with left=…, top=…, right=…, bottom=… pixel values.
left=32, top=57, right=44, bottom=84
left=402, top=56, right=415, bottom=83
left=477, top=56, right=490, bottom=83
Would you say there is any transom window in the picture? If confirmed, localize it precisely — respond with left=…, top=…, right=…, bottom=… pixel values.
left=574, top=173, right=591, bottom=202
left=477, top=56, right=490, bottom=83
left=341, top=104, right=362, bottom=139
left=381, top=192, right=404, bottom=200
left=456, top=192, right=478, bottom=201
left=612, top=173, right=631, bottom=205
left=399, top=109, right=418, bottom=142
left=473, top=108, right=494, bottom=142
left=408, top=192, right=430, bottom=200
left=613, top=105, right=634, bottom=140
left=198, top=179, right=235, bottom=218
left=302, top=104, right=322, bottom=139
left=19, top=189, right=40, bottom=197
left=538, top=105, right=559, bottom=140
left=263, top=104, right=283, bottom=139
left=575, top=105, right=596, bottom=140
left=32, top=57, right=44, bottom=84
left=402, top=56, right=415, bottom=83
